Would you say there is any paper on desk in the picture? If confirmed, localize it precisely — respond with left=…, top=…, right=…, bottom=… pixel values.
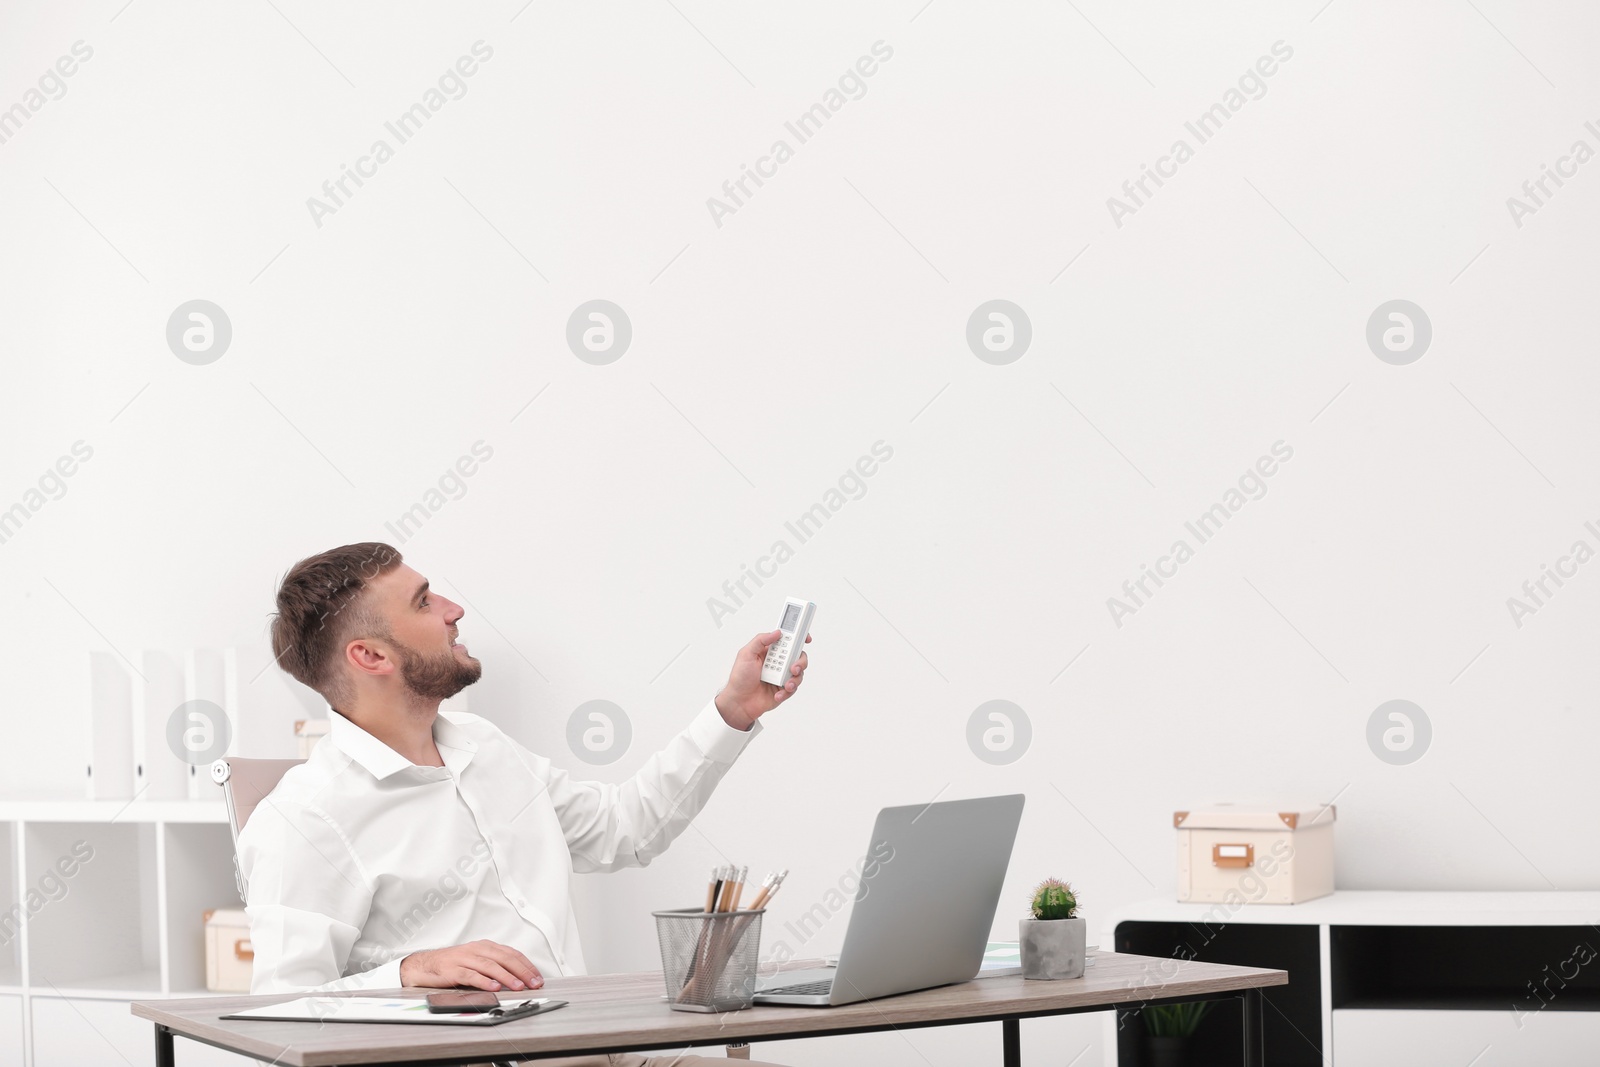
left=222, top=997, right=551, bottom=1024
left=980, top=941, right=1021, bottom=976
left=978, top=940, right=1097, bottom=976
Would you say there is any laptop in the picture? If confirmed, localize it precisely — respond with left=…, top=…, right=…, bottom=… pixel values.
left=752, top=793, right=1025, bottom=1007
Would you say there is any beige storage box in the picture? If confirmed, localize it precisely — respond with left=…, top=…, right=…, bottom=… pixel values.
left=204, top=907, right=254, bottom=992
left=1174, top=803, right=1335, bottom=905
left=294, top=717, right=330, bottom=758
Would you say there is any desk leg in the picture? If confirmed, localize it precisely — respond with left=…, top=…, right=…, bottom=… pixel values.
left=155, top=1024, right=175, bottom=1067
left=1241, top=989, right=1262, bottom=1067
left=1001, top=1017, right=1020, bottom=1067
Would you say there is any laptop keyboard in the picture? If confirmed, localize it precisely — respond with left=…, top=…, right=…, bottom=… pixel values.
left=762, top=979, right=833, bottom=996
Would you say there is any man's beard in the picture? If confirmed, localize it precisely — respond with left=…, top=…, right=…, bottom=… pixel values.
left=393, top=635, right=482, bottom=701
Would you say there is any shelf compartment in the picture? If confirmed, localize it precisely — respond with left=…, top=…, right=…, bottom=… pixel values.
left=31, top=993, right=153, bottom=1064
left=0, top=822, right=19, bottom=986
left=1331, top=925, right=1600, bottom=1013
left=22, top=822, right=160, bottom=992
left=0, top=995, right=19, bottom=1061
left=1115, top=919, right=1323, bottom=1067
left=163, top=822, right=245, bottom=994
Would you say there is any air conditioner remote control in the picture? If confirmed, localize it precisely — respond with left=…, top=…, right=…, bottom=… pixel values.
left=761, top=598, right=816, bottom=686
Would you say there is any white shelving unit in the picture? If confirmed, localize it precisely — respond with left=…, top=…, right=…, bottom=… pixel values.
left=1103, top=891, right=1600, bottom=1067
left=0, top=796, right=260, bottom=1066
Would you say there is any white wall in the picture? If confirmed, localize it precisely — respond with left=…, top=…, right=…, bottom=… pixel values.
left=4, top=1, right=1599, bottom=1063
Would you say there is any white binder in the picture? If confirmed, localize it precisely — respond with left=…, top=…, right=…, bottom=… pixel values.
left=184, top=648, right=239, bottom=799
left=85, top=650, right=135, bottom=800
left=131, top=649, right=188, bottom=800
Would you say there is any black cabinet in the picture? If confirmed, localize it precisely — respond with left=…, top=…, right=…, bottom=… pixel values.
left=1115, top=920, right=1323, bottom=1067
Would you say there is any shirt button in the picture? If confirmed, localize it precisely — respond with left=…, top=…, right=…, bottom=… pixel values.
left=517, top=898, right=527, bottom=907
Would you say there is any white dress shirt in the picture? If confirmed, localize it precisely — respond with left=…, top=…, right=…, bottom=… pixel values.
left=237, top=697, right=762, bottom=994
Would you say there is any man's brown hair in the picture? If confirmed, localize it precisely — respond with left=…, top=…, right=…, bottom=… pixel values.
left=270, top=542, right=404, bottom=706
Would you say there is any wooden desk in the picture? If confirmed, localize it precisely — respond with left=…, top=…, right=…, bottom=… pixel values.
left=132, top=952, right=1286, bottom=1067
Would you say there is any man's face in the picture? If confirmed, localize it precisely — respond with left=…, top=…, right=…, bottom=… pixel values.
left=359, top=563, right=482, bottom=700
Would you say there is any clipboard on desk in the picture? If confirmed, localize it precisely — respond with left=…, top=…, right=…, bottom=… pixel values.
left=221, top=996, right=568, bottom=1025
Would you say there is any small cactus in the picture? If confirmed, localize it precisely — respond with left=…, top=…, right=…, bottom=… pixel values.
left=1030, top=877, right=1078, bottom=920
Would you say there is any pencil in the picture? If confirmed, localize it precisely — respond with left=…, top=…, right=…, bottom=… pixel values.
left=704, top=866, right=720, bottom=913
left=746, top=868, right=788, bottom=910
left=763, top=869, right=790, bottom=907
left=727, top=865, right=749, bottom=911
left=708, top=864, right=728, bottom=913
left=714, top=868, right=738, bottom=912
left=686, top=865, right=727, bottom=989
left=742, top=870, right=775, bottom=910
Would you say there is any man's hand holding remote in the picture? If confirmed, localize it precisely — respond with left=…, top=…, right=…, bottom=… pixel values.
left=715, top=629, right=812, bottom=731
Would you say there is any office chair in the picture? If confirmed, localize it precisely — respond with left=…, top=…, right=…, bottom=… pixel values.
left=212, top=756, right=306, bottom=903
left=210, top=758, right=754, bottom=1063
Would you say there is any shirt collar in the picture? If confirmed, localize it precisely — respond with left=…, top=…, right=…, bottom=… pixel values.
left=327, top=707, right=478, bottom=781
left=434, top=712, right=478, bottom=775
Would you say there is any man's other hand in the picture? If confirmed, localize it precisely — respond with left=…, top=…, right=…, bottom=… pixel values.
left=400, top=939, right=545, bottom=991
left=715, top=629, right=812, bottom=730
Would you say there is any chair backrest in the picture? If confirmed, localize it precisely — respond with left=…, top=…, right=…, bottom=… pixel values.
left=212, top=757, right=306, bottom=902
left=216, top=757, right=305, bottom=834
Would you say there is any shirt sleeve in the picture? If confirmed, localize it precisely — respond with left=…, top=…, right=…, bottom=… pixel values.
left=513, top=695, right=763, bottom=874
left=237, top=792, right=405, bottom=994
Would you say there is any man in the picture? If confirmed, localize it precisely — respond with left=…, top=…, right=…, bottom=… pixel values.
left=239, top=542, right=807, bottom=1067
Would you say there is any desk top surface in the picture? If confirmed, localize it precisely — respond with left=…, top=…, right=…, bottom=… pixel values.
left=131, top=952, right=1286, bottom=1066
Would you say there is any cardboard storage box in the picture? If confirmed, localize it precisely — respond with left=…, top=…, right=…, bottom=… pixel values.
left=294, top=718, right=330, bottom=758
left=204, top=907, right=254, bottom=992
left=1174, top=803, right=1335, bottom=904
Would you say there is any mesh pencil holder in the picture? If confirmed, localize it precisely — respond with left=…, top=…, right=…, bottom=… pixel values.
left=652, top=907, right=766, bottom=1013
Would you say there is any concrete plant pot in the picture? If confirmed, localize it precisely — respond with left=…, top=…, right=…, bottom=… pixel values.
left=1019, top=916, right=1085, bottom=979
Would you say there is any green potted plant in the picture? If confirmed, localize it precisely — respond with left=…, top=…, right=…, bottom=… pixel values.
left=1141, top=1001, right=1213, bottom=1067
left=1019, top=877, right=1085, bottom=980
